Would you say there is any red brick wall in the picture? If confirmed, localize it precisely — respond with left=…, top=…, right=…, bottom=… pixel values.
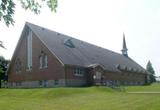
left=88, top=66, right=146, bottom=85
left=64, top=66, right=88, bottom=86
left=64, top=65, right=146, bottom=86
left=103, top=72, right=146, bottom=82
left=8, top=31, right=65, bottom=82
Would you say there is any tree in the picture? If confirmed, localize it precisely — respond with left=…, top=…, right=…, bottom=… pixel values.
left=0, top=56, right=10, bottom=88
left=0, top=0, right=57, bottom=26
left=0, top=40, right=6, bottom=49
left=146, top=61, right=156, bottom=83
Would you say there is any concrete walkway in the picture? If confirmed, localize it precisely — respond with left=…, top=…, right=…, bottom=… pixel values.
left=127, top=92, right=160, bottom=94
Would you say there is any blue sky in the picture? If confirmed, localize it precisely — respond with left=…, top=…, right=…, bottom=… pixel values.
left=0, top=0, right=159, bottom=76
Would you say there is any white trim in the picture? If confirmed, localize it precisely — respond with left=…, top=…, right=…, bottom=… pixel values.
left=27, top=29, right=32, bottom=71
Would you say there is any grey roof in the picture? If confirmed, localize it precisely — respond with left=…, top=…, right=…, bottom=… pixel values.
left=26, top=22, right=145, bottom=73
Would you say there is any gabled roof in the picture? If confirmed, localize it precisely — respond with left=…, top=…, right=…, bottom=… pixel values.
left=26, top=22, right=146, bottom=73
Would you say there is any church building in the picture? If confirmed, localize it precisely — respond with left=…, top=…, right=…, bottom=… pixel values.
left=7, top=22, right=148, bottom=88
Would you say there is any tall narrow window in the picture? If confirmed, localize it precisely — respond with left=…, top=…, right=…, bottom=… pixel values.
left=15, top=58, right=22, bottom=73
left=39, top=51, right=48, bottom=69
left=27, top=29, right=32, bottom=71
left=44, top=55, right=48, bottom=68
left=39, top=56, right=43, bottom=69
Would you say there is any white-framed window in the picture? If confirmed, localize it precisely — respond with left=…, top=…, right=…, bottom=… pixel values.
left=74, top=68, right=85, bottom=76
left=44, top=55, right=48, bottom=68
left=27, top=29, right=32, bottom=71
left=15, top=58, right=22, bottom=73
left=39, top=51, right=48, bottom=69
left=39, top=56, right=43, bottom=69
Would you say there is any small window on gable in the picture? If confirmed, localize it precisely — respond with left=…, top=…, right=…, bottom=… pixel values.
left=64, top=38, right=75, bottom=48
left=15, top=58, right=22, bottom=73
left=39, top=51, right=48, bottom=69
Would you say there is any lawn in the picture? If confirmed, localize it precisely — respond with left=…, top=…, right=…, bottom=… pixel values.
left=0, top=83, right=160, bottom=110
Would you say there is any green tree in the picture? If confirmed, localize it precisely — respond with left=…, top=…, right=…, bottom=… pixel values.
left=146, top=61, right=156, bottom=83
left=0, top=66, right=4, bottom=88
left=0, top=0, right=57, bottom=26
left=0, top=56, right=10, bottom=88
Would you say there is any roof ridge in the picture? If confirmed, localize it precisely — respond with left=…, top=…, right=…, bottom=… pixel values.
left=26, top=22, right=124, bottom=57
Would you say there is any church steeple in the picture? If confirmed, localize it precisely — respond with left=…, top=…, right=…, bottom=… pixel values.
left=121, top=33, right=128, bottom=57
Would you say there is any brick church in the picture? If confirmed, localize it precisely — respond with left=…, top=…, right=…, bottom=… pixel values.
left=7, top=22, right=149, bottom=88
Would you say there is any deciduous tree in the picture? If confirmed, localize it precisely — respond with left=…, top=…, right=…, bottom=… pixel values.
left=0, top=56, right=10, bottom=88
left=0, top=0, right=57, bottom=26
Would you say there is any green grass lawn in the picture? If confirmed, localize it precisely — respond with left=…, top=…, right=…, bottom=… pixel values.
left=126, top=83, right=160, bottom=92
left=0, top=83, right=160, bottom=110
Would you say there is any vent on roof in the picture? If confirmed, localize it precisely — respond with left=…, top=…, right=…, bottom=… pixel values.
left=56, top=33, right=60, bottom=35
left=64, top=38, right=75, bottom=48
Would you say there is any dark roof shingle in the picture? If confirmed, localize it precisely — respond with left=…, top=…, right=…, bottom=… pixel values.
left=27, top=22, right=145, bottom=72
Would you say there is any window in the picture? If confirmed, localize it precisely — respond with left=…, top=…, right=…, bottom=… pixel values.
left=27, top=29, right=32, bottom=71
left=44, top=55, right=48, bottom=68
left=39, top=80, right=43, bottom=87
left=16, top=82, right=21, bottom=86
left=64, top=38, right=75, bottom=48
left=54, top=80, right=59, bottom=85
left=39, top=56, right=43, bottom=69
left=39, top=80, right=48, bottom=87
left=15, top=58, right=22, bottom=73
left=39, top=51, right=48, bottom=69
left=43, top=80, right=48, bottom=87
left=74, top=68, right=84, bottom=76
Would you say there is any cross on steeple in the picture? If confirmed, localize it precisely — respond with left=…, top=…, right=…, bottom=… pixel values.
left=121, top=33, right=128, bottom=57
